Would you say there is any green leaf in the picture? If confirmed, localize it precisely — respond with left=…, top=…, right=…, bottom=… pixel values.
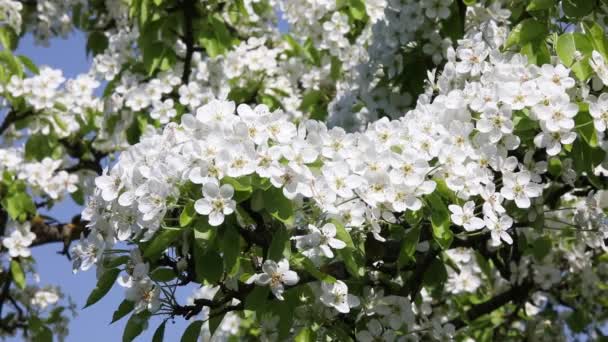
left=583, top=22, right=608, bottom=59
left=397, top=225, right=421, bottom=268
left=103, top=255, right=131, bottom=269
left=426, top=193, right=453, bottom=249
left=346, top=0, right=367, bottom=20
left=333, top=221, right=364, bottom=278
left=86, top=31, right=109, bottom=56
left=532, top=236, right=552, bottom=261
left=235, top=206, right=256, bottom=228
left=85, top=268, right=121, bottom=308
left=30, top=322, right=53, bottom=342
left=330, top=56, right=341, bottom=80
left=17, top=55, right=39, bottom=75
left=474, top=251, right=493, bottom=280
left=70, top=187, right=85, bottom=206
left=195, top=15, right=236, bottom=57
left=222, top=176, right=253, bottom=203
left=262, top=187, right=294, bottom=225
left=548, top=157, right=562, bottom=177
left=556, top=33, right=593, bottom=80
left=0, top=51, right=23, bottom=77
left=208, top=312, right=225, bottom=337
left=10, top=260, right=26, bottom=289
left=244, top=286, right=269, bottom=311
left=193, top=245, right=223, bottom=283
left=295, top=327, right=316, bottom=342
left=179, top=202, right=196, bottom=227
left=150, top=267, right=176, bottom=282
left=267, top=226, right=290, bottom=261
left=126, top=115, right=148, bottom=145
left=111, top=300, right=135, bottom=324
left=526, top=0, right=555, bottom=11
left=520, top=39, right=551, bottom=66
left=25, top=134, right=60, bottom=161
left=567, top=310, right=590, bottom=332
left=222, top=225, right=241, bottom=276
left=123, top=311, right=150, bottom=342
left=181, top=320, right=203, bottom=342
left=291, top=254, right=336, bottom=283
left=0, top=27, right=18, bottom=51
left=152, top=321, right=167, bottom=342
left=1, top=192, right=36, bottom=221
left=143, top=228, right=182, bottom=260
left=422, top=258, right=447, bottom=289
left=575, top=110, right=598, bottom=147
left=562, top=0, right=595, bottom=18
left=504, top=18, right=547, bottom=49
left=299, top=90, right=328, bottom=121
left=570, top=138, right=606, bottom=174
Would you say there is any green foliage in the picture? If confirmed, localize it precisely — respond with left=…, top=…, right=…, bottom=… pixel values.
left=426, top=193, right=453, bottom=249
left=562, top=0, right=595, bottom=18
left=29, top=316, right=53, bottom=342
left=152, top=321, right=167, bottom=342
left=398, top=225, right=421, bottom=268
left=222, top=224, right=241, bottom=276
left=267, top=226, right=291, bottom=261
left=150, top=267, right=177, bottom=282
left=85, top=268, right=121, bottom=308
left=181, top=320, right=203, bottom=342
left=333, top=220, right=364, bottom=278
left=1, top=191, right=35, bottom=222
left=556, top=33, right=593, bottom=80
left=10, top=260, right=26, bottom=290
left=25, top=134, right=61, bottom=161
left=0, top=27, right=18, bottom=51
left=193, top=225, right=224, bottom=283
left=143, top=227, right=183, bottom=261
left=260, top=187, right=295, bottom=225
left=531, top=236, right=552, bottom=261
left=505, top=18, right=547, bottom=50
left=111, top=300, right=135, bottom=324
left=122, top=311, right=151, bottom=342
left=526, top=0, right=555, bottom=11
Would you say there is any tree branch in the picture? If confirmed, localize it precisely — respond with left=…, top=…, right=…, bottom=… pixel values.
left=451, top=281, right=533, bottom=330
left=28, top=215, right=88, bottom=256
left=180, top=0, right=196, bottom=84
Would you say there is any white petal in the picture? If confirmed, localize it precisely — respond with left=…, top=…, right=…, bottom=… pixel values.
left=194, top=199, right=212, bottom=215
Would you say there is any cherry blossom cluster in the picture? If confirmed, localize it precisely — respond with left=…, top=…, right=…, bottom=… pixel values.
left=0, top=0, right=22, bottom=34
left=0, top=148, right=79, bottom=201
left=4, top=67, right=101, bottom=138
left=76, top=24, right=608, bottom=334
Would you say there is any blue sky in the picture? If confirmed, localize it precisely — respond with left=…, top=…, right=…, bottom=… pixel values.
left=12, top=33, right=191, bottom=341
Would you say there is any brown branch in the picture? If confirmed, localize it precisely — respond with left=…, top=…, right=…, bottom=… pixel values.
left=451, top=281, right=533, bottom=330
left=0, top=274, right=12, bottom=318
left=180, top=0, right=196, bottom=84
left=402, top=247, right=441, bottom=300
left=0, top=110, right=33, bottom=135
left=28, top=215, right=88, bottom=256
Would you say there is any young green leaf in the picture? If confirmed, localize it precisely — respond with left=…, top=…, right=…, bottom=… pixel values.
left=143, top=228, right=182, bottom=260
left=504, top=19, right=547, bottom=49
left=111, top=300, right=135, bottom=324
left=123, top=311, right=151, bottom=342
left=84, top=268, right=121, bottom=308
left=222, top=224, right=241, bottom=276
left=10, top=260, right=26, bottom=289
left=152, top=321, right=167, bottom=342
left=181, top=320, right=203, bottom=342
left=426, top=193, right=453, bottom=249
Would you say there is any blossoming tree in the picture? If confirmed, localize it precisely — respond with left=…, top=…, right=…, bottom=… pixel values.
left=1, top=0, right=608, bottom=340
